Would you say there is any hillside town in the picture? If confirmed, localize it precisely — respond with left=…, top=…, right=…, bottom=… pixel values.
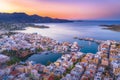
left=0, top=32, right=120, bottom=80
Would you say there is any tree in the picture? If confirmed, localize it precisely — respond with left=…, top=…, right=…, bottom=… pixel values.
left=7, top=57, right=20, bottom=66
left=54, top=76, right=61, bottom=80
left=46, top=61, right=51, bottom=66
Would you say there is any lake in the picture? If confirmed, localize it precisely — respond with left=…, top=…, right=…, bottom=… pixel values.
left=26, top=53, right=62, bottom=65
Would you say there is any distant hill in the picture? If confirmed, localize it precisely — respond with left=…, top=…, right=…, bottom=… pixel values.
left=0, top=12, right=73, bottom=23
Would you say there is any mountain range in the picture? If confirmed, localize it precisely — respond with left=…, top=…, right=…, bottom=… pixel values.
left=0, top=12, right=73, bottom=23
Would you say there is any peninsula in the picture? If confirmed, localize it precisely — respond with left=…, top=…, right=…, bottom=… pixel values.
left=0, top=23, right=49, bottom=31
left=100, top=24, right=120, bottom=32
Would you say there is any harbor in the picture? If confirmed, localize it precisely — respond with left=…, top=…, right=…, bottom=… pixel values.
left=0, top=0, right=120, bottom=79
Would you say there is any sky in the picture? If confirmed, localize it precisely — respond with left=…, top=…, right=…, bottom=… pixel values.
left=0, top=0, right=120, bottom=20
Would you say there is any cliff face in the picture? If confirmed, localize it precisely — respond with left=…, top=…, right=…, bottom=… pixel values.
left=0, top=12, right=73, bottom=23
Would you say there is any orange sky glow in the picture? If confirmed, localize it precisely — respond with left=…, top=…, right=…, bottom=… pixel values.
left=0, top=0, right=120, bottom=20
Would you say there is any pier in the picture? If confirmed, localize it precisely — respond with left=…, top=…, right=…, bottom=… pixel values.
left=74, top=37, right=104, bottom=44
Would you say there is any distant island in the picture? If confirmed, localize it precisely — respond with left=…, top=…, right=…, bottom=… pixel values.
left=100, top=24, right=120, bottom=32
left=0, top=12, right=73, bottom=23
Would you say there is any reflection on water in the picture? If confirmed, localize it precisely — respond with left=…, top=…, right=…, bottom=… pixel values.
left=17, top=21, right=120, bottom=65
left=26, top=53, right=62, bottom=65
left=15, top=21, right=120, bottom=54
left=15, top=26, right=81, bottom=41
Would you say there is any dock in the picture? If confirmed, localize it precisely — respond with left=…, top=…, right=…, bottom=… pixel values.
left=74, top=37, right=104, bottom=44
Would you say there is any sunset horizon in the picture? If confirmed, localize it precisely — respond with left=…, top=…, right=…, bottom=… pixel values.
left=0, top=0, right=120, bottom=80
left=1, top=12, right=120, bottom=21
left=0, top=0, right=120, bottom=20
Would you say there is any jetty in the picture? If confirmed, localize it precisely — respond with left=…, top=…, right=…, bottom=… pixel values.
left=74, top=36, right=104, bottom=44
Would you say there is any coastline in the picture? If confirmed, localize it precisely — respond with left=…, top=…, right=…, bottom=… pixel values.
left=0, top=23, right=50, bottom=32
left=0, top=21, right=120, bottom=80
left=0, top=32, right=120, bottom=80
left=0, top=32, right=80, bottom=65
left=100, top=24, right=120, bottom=32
